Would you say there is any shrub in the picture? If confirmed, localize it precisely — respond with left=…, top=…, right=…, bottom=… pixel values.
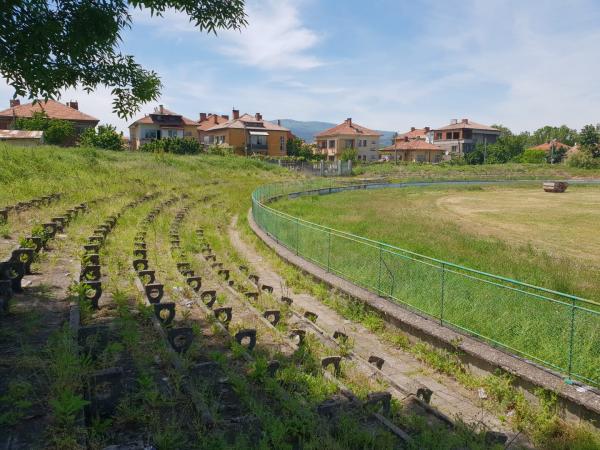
left=340, top=147, right=358, bottom=162
left=519, top=148, right=547, bottom=163
left=567, top=150, right=600, bottom=169
left=79, top=125, right=123, bottom=151
left=206, top=144, right=234, bottom=156
left=139, top=137, right=202, bottom=155
left=15, top=111, right=75, bottom=146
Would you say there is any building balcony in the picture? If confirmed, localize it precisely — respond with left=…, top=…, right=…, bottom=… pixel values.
left=248, top=143, right=268, bottom=153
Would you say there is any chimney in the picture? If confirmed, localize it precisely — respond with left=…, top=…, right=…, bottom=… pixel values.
left=232, top=109, right=240, bottom=120
left=67, top=101, right=78, bottom=110
left=159, top=104, right=164, bottom=114
left=221, top=114, right=229, bottom=120
left=9, top=99, right=20, bottom=108
left=255, top=112, right=262, bottom=121
left=213, top=115, right=219, bottom=124
left=424, top=126, right=430, bottom=132
left=277, top=119, right=281, bottom=126
left=410, top=127, right=416, bottom=131
left=404, top=136, right=409, bottom=142
left=199, top=113, right=207, bottom=122
left=346, top=118, right=352, bottom=126
left=461, top=118, right=469, bottom=124
left=451, top=119, right=458, bottom=124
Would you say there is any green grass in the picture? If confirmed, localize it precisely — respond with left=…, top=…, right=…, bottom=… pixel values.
left=264, top=182, right=600, bottom=387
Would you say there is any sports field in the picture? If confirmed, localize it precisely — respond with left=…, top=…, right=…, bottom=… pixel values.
left=273, top=183, right=600, bottom=301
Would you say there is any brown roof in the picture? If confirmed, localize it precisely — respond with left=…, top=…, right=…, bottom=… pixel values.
left=129, top=106, right=198, bottom=127
left=198, top=114, right=231, bottom=131
left=434, top=119, right=499, bottom=132
left=315, top=118, right=381, bottom=138
left=397, top=127, right=430, bottom=140
left=0, top=129, right=43, bottom=139
left=206, top=113, right=289, bottom=132
left=0, top=99, right=99, bottom=123
left=380, top=139, right=443, bottom=152
left=529, top=141, right=571, bottom=152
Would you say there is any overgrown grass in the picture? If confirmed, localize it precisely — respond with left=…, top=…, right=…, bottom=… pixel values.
left=266, top=182, right=600, bottom=386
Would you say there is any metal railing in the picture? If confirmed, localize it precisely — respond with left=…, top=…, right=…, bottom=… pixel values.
left=252, top=180, right=600, bottom=387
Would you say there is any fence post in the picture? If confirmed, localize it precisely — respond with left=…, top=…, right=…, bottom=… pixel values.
left=327, top=230, right=332, bottom=272
left=295, top=217, right=299, bottom=256
left=377, top=245, right=383, bottom=295
left=440, top=263, right=446, bottom=325
left=567, top=299, right=576, bottom=383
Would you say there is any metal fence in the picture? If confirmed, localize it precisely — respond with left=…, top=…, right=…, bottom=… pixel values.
left=252, top=180, right=600, bottom=387
left=264, top=159, right=353, bottom=177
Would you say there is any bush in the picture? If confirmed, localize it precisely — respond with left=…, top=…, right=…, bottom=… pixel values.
left=79, top=125, right=123, bottom=151
left=140, top=137, right=202, bottom=155
left=519, top=148, right=547, bottom=163
left=566, top=151, right=600, bottom=169
left=15, top=111, right=75, bottom=146
left=340, top=147, right=358, bottom=162
left=206, top=144, right=234, bottom=156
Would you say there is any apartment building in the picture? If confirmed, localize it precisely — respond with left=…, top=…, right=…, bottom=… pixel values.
left=315, top=118, right=381, bottom=161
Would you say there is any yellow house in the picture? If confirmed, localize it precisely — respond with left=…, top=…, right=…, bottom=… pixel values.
left=315, top=118, right=381, bottom=161
left=379, top=136, right=444, bottom=163
left=201, top=110, right=289, bottom=156
left=128, top=105, right=199, bottom=150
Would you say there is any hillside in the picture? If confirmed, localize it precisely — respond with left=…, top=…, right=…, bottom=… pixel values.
left=272, top=118, right=396, bottom=146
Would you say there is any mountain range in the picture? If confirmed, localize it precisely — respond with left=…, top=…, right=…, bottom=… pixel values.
left=271, top=119, right=396, bottom=147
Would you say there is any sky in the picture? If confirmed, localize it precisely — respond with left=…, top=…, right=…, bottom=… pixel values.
left=2, top=0, right=600, bottom=134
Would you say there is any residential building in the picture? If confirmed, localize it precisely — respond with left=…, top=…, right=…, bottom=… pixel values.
left=0, top=130, right=43, bottom=146
left=379, top=136, right=444, bottom=163
left=396, top=126, right=432, bottom=143
left=432, top=119, right=500, bottom=157
left=0, top=99, right=99, bottom=134
left=201, top=110, right=290, bottom=156
left=197, top=113, right=229, bottom=145
left=529, top=140, right=571, bottom=153
left=315, top=118, right=381, bottom=161
left=128, top=105, right=199, bottom=150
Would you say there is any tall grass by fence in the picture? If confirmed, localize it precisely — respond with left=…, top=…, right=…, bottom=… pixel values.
left=252, top=180, right=600, bottom=387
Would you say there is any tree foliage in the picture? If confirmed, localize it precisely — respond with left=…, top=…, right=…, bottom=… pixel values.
left=0, top=1, right=247, bottom=118
left=80, top=125, right=124, bottom=150
left=286, top=137, right=317, bottom=160
left=340, top=147, right=358, bottom=162
left=578, top=124, right=600, bottom=158
left=529, top=125, right=578, bottom=147
left=14, top=111, right=75, bottom=145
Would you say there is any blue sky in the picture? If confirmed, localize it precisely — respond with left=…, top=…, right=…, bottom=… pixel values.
left=2, top=0, right=600, bottom=134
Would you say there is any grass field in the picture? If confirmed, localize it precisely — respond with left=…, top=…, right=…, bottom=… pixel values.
left=266, top=182, right=600, bottom=385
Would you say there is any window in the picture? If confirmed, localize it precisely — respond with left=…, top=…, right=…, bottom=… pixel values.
left=328, top=140, right=335, bottom=149
left=446, top=132, right=453, bottom=139
left=451, top=145, right=458, bottom=152
left=144, top=129, right=158, bottom=139
left=184, top=131, right=192, bottom=137
left=280, top=136, right=285, bottom=151
left=216, top=135, right=226, bottom=145
left=435, top=132, right=442, bottom=140
left=167, top=129, right=179, bottom=138
left=416, top=154, right=426, bottom=162
left=452, top=132, right=460, bottom=140
left=344, top=139, right=354, bottom=148
left=320, top=141, right=327, bottom=149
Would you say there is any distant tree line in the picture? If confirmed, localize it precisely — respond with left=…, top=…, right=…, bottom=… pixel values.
left=465, top=124, right=600, bottom=168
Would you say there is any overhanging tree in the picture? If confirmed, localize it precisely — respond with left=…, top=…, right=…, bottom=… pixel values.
left=0, top=1, right=247, bottom=118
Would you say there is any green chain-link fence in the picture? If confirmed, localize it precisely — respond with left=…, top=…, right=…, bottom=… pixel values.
left=252, top=180, right=600, bottom=387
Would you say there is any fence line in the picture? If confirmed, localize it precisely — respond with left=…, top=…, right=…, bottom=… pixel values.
left=252, top=180, right=600, bottom=387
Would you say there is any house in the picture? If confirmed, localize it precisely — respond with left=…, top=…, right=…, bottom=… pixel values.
left=397, top=126, right=432, bottom=143
left=379, top=136, right=444, bottom=163
left=0, top=130, right=43, bottom=146
left=201, top=110, right=290, bottom=156
left=128, top=105, right=199, bottom=150
left=529, top=140, right=571, bottom=153
left=0, top=99, right=99, bottom=134
left=432, top=119, right=500, bottom=157
left=197, top=113, right=230, bottom=145
left=315, top=118, right=381, bottom=162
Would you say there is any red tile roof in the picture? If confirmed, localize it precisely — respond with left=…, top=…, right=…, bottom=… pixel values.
left=434, top=119, right=499, bottom=132
left=380, top=139, right=443, bottom=152
left=129, top=106, right=198, bottom=127
left=206, top=113, right=289, bottom=132
left=529, top=141, right=571, bottom=152
left=315, top=119, right=381, bottom=138
left=0, top=99, right=99, bottom=123
left=198, top=114, right=229, bottom=131
left=398, top=127, right=430, bottom=140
